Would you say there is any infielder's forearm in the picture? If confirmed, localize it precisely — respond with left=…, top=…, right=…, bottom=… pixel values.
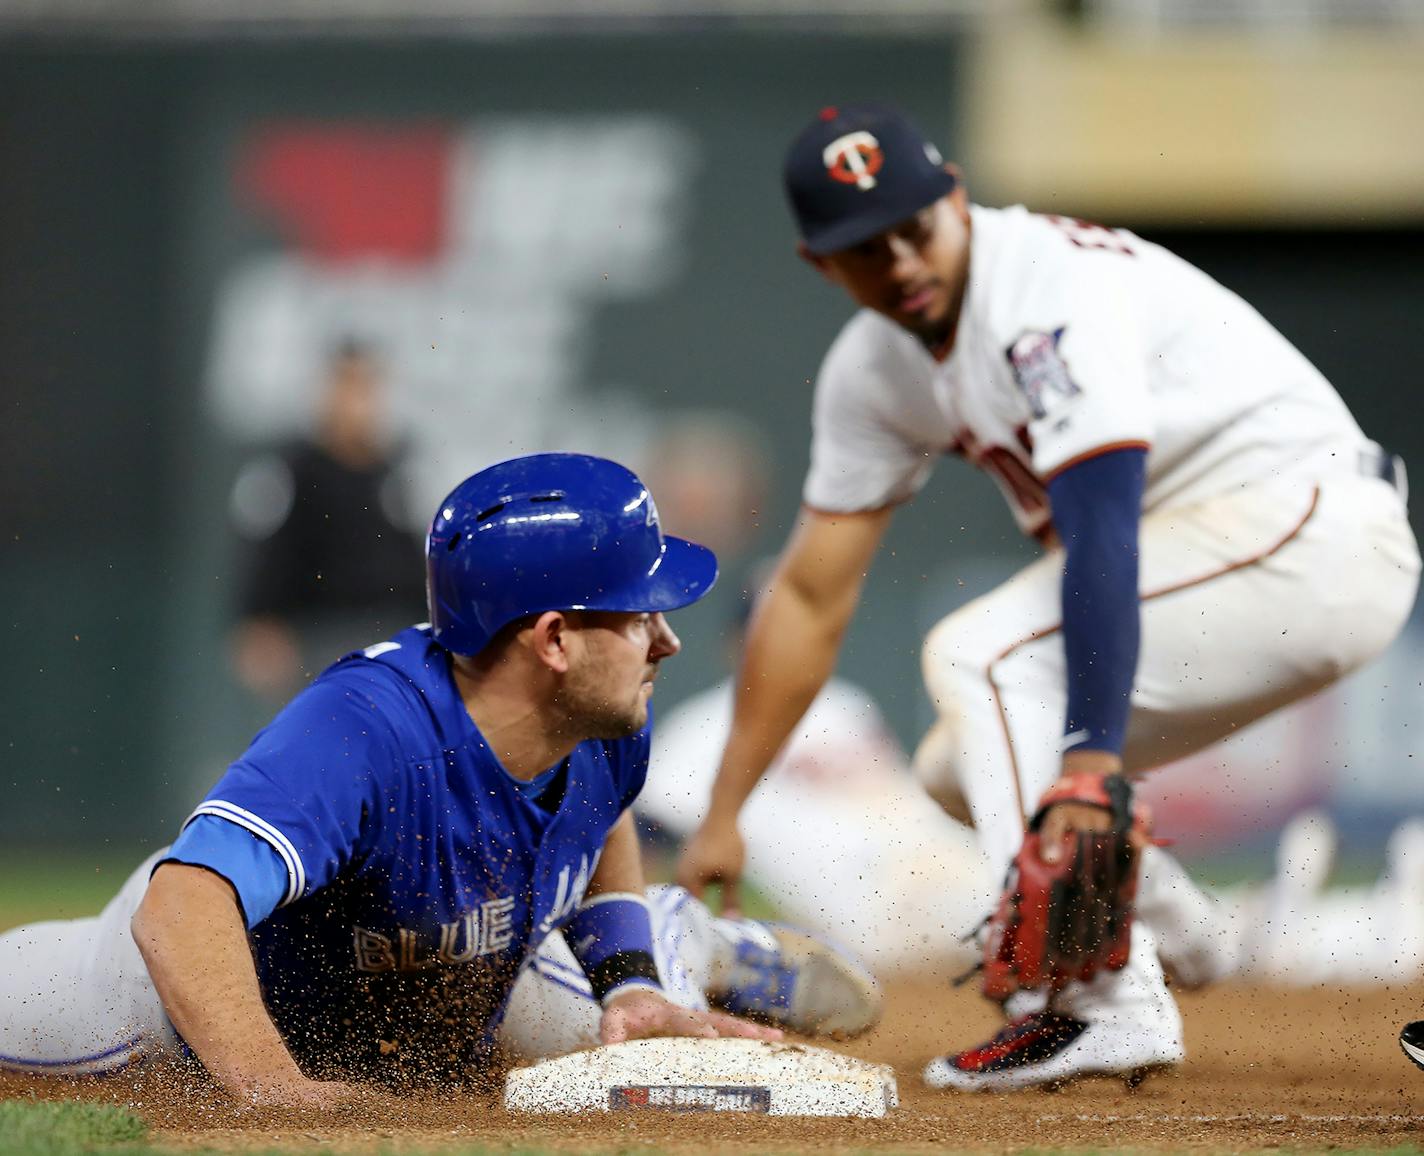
left=132, top=863, right=305, bottom=1096
left=705, top=507, right=889, bottom=824
left=1046, top=448, right=1146, bottom=765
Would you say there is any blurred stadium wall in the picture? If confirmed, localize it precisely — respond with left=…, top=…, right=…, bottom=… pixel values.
left=1, top=1, right=1421, bottom=858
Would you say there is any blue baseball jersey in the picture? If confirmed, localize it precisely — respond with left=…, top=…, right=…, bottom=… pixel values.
left=166, top=624, right=649, bottom=1087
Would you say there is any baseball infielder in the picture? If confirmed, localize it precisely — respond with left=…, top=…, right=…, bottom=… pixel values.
left=0, top=454, right=877, bottom=1100
left=677, top=104, right=1420, bottom=1090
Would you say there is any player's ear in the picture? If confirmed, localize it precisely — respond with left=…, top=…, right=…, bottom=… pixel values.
left=528, top=610, right=575, bottom=674
left=945, top=164, right=969, bottom=213
left=797, top=240, right=838, bottom=285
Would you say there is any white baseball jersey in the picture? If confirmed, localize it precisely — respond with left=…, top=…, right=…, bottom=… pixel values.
left=803, top=205, right=1370, bottom=538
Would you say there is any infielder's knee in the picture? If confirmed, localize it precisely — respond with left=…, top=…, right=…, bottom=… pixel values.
left=920, top=610, right=1001, bottom=712
left=918, top=602, right=1065, bottom=827
left=916, top=611, right=1005, bottom=820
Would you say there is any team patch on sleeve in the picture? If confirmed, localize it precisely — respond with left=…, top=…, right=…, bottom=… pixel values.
left=1006, top=327, right=1081, bottom=420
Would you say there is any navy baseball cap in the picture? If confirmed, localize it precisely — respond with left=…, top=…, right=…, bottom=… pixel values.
left=784, top=103, right=958, bottom=256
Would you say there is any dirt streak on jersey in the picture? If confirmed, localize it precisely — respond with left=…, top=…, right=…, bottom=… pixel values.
left=191, top=625, right=647, bottom=1086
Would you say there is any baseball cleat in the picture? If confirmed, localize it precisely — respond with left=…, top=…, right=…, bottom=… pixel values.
left=1400, top=1021, right=1424, bottom=1070
left=707, top=922, right=882, bottom=1038
left=923, top=1010, right=1183, bottom=1092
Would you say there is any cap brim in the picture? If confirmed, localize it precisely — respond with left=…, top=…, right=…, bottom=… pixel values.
left=801, top=170, right=959, bottom=257
left=639, top=536, right=719, bottom=611
left=536, top=536, right=717, bottom=619
left=586, top=535, right=717, bottom=616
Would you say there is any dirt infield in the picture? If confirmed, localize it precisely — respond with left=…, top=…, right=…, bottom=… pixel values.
left=5, top=977, right=1424, bottom=1152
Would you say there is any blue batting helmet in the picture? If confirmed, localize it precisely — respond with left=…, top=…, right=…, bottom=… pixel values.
left=426, top=453, right=718, bottom=655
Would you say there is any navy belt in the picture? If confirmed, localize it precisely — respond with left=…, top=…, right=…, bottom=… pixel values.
left=1361, top=444, right=1408, bottom=502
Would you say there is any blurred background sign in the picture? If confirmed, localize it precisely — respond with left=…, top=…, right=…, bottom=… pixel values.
left=1, top=0, right=1421, bottom=872
left=207, top=114, right=696, bottom=518
left=970, top=5, right=1424, bottom=223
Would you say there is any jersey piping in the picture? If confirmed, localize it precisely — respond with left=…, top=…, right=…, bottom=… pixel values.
left=182, top=800, right=306, bottom=907
left=1041, top=440, right=1153, bottom=485
left=0, top=1033, right=146, bottom=1075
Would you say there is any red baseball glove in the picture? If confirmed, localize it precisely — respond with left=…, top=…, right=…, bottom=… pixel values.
left=978, top=771, right=1145, bottom=1002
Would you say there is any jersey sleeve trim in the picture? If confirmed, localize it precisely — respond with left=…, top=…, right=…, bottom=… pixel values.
left=1041, top=440, right=1152, bottom=485
left=183, top=801, right=307, bottom=907
left=576, top=890, right=651, bottom=913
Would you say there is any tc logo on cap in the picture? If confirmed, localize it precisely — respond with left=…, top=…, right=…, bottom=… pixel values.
left=822, top=131, right=883, bottom=190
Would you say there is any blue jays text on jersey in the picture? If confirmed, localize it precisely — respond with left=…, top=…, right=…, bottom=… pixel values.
left=164, top=625, right=649, bottom=1087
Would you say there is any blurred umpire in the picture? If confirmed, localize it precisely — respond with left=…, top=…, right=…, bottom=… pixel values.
left=227, top=338, right=425, bottom=700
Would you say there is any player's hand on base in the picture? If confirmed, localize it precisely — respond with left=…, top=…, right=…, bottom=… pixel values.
left=600, top=988, right=783, bottom=1046
left=676, top=820, right=746, bottom=916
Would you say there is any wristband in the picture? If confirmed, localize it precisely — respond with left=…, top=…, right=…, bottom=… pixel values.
left=563, top=892, right=664, bottom=1006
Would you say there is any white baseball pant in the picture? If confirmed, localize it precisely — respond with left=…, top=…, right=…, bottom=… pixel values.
left=914, top=470, right=1418, bottom=1022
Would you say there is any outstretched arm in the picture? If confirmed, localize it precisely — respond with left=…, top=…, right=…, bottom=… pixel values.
left=1036, top=446, right=1146, bottom=857
left=677, top=503, right=893, bottom=912
left=132, top=863, right=357, bottom=1107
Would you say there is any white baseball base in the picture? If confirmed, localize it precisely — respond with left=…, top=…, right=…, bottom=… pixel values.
left=504, top=1038, right=898, bottom=1118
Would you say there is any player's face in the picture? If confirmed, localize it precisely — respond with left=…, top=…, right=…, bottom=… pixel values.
left=560, top=611, right=681, bottom=739
left=809, top=187, right=971, bottom=348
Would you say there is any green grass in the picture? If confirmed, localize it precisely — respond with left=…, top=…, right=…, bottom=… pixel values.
left=0, top=1100, right=578, bottom=1155
left=0, top=852, right=149, bottom=930
left=0, top=1100, right=147, bottom=1154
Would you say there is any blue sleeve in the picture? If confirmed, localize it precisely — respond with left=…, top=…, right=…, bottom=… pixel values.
left=185, top=664, right=406, bottom=908
left=161, top=814, right=290, bottom=930
left=1046, top=447, right=1146, bottom=756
